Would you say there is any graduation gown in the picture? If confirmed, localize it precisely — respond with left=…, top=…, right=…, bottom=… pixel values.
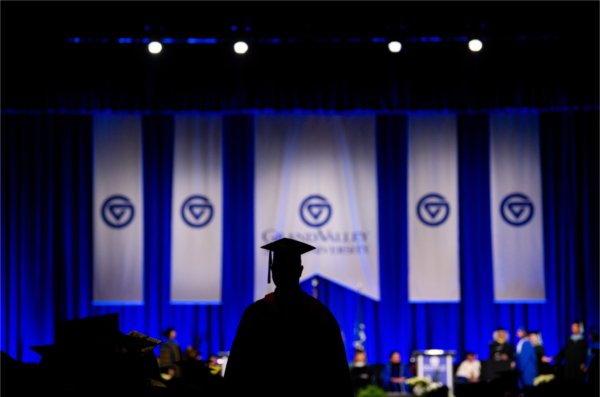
left=488, top=340, right=515, bottom=383
left=516, top=339, right=537, bottom=387
left=554, top=337, right=588, bottom=383
left=159, top=339, right=183, bottom=378
left=225, top=287, right=353, bottom=397
left=489, top=340, right=515, bottom=362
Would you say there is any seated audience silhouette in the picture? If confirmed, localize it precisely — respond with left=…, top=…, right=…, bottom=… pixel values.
left=30, top=313, right=165, bottom=396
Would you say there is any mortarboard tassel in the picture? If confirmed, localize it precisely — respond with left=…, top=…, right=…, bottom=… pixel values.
left=267, top=250, right=273, bottom=284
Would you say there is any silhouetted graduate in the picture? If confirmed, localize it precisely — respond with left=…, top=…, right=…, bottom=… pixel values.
left=224, top=238, right=353, bottom=397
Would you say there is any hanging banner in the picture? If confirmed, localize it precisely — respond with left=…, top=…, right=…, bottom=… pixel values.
left=255, top=115, right=379, bottom=301
left=490, top=112, right=545, bottom=302
left=408, top=113, right=460, bottom=302
left=171, top=115, right=222, bottom=303
left=93, top=114, right=144, bottom=304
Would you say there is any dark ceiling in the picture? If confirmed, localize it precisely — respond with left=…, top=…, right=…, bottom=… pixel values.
left=2, top=1, right=599, bottom=111
left=3, top=1, right=594, bottom=41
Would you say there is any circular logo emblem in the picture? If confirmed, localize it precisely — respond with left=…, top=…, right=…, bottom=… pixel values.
left=101, top=195, right=135, bottom=228
left=300, top=195, right=332, bottom=228
left=500, top=193, right=534, bottom=226
left=181, top=195, right=214, bottom=228
left=428, top=356, right=440, bottom=368
left=417, top=193, right=450, bottom=226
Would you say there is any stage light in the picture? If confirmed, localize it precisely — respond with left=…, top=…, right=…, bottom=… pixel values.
left=468, top=39, right=483, bottom=52
left=233, top=41, right=249, bottom=54
left=388, top=41, right=402, bottom=53
left=148, top=41, right=162, bottom=54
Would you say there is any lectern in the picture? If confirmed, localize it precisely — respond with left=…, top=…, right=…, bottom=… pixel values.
left=412, top=349, right=456, bottom=391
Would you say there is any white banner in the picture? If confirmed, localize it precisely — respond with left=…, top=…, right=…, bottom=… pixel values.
left=490, top=112, right=545, bottom=302
left=408, top=113, right=460, bottom=302
left=93, top=114, right=144, bottom=304
left=255, top=115, right=379, bottom=301
left=171, top=115, right=222, bottom=303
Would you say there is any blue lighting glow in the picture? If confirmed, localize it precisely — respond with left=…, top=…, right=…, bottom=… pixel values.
left=186, top=38, right=218, bottom=44
left=7, top=106, right=597, bottom=117
left=91, top=301, right=144, bottom=306
left=419, top=36, right=443, bottom=42
left=65, top=34, right=565, bottom=48
left=66, top=35, right=480, bottom=47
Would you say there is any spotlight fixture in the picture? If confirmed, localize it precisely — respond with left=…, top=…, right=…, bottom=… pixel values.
left=388, top=40, right=402, bottom=53
left=148, top=41, right=163, bottom=54
left=468, top=39, right=483, bottom=52
left=233, top=41, right=249, bottom=55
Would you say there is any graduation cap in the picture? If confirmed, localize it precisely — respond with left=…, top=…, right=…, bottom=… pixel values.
left=261, top=237, right=316, bottom=283
left=31, top=313, right=161, bottom=359
left=31, top=313, right=121, bottom=357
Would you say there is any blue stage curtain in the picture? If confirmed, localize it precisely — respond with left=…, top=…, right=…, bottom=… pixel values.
left=1, top=110, right=598, bottom=366
left=221, top=115, right=255, bottom=347
left=2, top=115, right=92, bottom=361
left=457, top=113, right=495, bottom=358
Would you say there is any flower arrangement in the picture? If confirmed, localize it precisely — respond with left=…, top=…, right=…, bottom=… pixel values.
left=404, top=376, right=454, bottom=397
left=405, top=376, right=441, bottom=396
left=533, top=374, right=555, bottom=386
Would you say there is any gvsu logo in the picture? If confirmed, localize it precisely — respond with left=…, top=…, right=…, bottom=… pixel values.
left=102, top=195, right=135, bottom=228
left=300, top=195, right=332, bottom=228
left=500, top=193, right=534, bottom=226
left=417, top=193, right=450, bottom=226
left=181, top=195, right=214, bottom=228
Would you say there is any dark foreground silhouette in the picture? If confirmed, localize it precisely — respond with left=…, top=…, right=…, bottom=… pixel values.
left=1, top=313, right=224, bottom=397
